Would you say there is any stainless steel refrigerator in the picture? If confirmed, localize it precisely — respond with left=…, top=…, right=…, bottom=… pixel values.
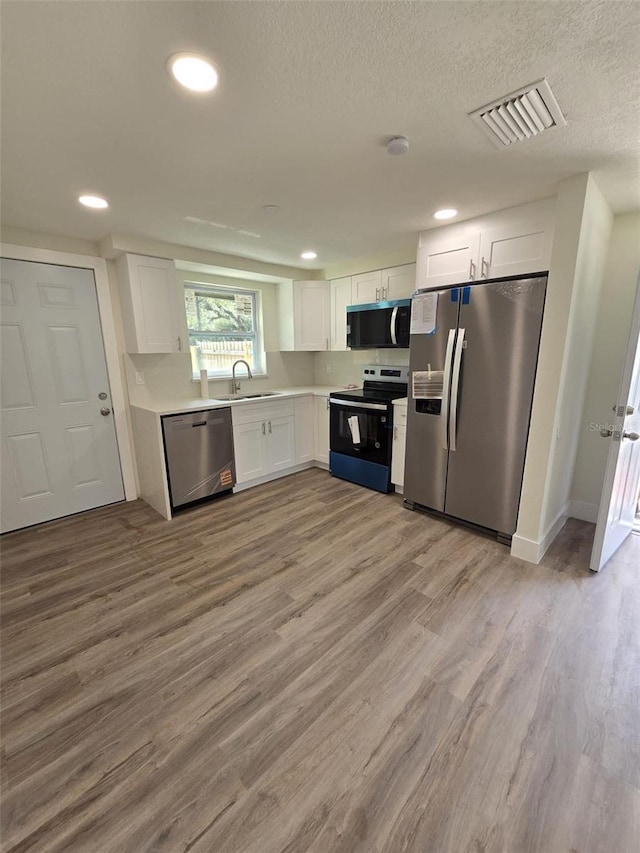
left=403, top=274, right=547, bottom=542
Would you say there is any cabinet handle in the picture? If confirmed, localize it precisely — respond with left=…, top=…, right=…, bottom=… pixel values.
left=382, top=287, right=387, bottom=300
left=268, top=420, right=272, bottom=434
left=262, top=422, right=266, bottom=436
left=481, top=257, right=488, bottom=279
left=394, top=426, right=398, bottom=440
left=326, top=398, right=330, bottom=410
left=376, top=287, right=380, bottom=301
left=177, top=336, right=182, bottom=351
left=326, top=338, right=329, bottom=351
left=469, top=259, right=476, bottom=280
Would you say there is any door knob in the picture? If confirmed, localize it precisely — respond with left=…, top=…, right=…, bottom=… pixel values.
left=98, top=391, right=108, bottom=400
left=100, top=407, right=112, bottom=416
left=600, top=428, right=613, bottom=438
left=623, top=431, right=639, bottom=441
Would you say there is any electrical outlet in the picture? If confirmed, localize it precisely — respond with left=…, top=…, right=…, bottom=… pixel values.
left=135, top=370, right=145, bottom=385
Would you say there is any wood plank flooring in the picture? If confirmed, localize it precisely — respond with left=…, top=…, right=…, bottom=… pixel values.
left=1, top=468, right=639, bottom=852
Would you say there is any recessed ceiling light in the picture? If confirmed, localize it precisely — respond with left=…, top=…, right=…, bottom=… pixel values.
left=300, top=251, right=317, bottom=260
left=78, top=194, right=109, bottom=209
left=168, top=53, right=218, bottom=93
left=433, top=208, right=458, bottom=220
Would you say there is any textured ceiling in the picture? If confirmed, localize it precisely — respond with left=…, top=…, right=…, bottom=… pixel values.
left=1, top=0, right=639, bottom=267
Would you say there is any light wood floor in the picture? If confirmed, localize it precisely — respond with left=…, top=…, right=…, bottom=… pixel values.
left=1, top=469, right=639, bottom=853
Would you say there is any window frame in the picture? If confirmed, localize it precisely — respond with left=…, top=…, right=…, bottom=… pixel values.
left=184, top=281, right=266, bottom=379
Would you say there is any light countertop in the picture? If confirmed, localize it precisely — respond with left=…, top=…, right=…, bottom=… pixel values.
left=130, top=385, right=358, bottom=417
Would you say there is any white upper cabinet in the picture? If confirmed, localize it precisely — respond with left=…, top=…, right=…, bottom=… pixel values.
left=351, top=265, right=415, bottom=305
left=330, top=276, right=352, bottom=351
left=116, top=254, right=186, bottom=354
left=478, top=216, right=553, bottom=280
left=417, top=233, right=482, bottom=289
left=351, top=270, right=382, bottom=305
left=416, top=199, right=555, bottom=290
left=380, top=264, right=416, bottom=300
left=279, top=280, right=330, bottom=351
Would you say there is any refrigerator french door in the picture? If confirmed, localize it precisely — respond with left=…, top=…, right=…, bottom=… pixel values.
left=404, top=275, right=547, bottom=540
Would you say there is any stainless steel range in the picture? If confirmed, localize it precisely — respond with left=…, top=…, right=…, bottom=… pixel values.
left=329, top=364, right=408, bottom=493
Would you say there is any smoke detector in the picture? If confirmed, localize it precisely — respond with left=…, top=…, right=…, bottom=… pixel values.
left=469, top=79, right=566, bottom=148
left=387, top=136, right=409, bottom=156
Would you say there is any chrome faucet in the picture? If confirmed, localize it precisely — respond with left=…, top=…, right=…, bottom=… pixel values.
left=231, top=359, right=253, bottom=394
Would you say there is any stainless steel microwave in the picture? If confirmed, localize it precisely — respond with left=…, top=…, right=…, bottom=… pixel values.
left=346, top=299, right=411, bottom=349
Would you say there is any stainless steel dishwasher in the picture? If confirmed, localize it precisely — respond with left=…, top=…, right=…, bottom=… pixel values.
left=161, top=408, right=236, bottom=509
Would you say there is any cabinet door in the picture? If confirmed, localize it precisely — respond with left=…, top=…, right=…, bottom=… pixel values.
left=391, top=423, right=407, bottom=487
left=381, top=264, right=416, bottom=301
left=118, top=254, right=183, bottom=353
left=267, top=415, right=296, bottom=472
left=294, top=396, right=314, bottom=463
left=479, top=218, right=552, bottom=279
left=293, top=282, right=330, bottom=351
left=351, top=270, right=383, bottom=305
left=416, top=233, right=481, bottom=289
left=233, top=421, right=268, bottom=483
left=314, top=396, right=330, bottom=465
left=330, top=277, right=352, bottom=351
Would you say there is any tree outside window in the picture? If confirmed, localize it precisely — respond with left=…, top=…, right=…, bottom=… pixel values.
left=184, top=284, right=263, bottom=377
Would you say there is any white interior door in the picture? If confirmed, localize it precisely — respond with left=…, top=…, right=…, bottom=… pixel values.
left=590, top=278, right=640, bottom=571
left=1, top=259, right=124, bottom=533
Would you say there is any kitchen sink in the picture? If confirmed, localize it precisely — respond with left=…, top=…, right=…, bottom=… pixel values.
left=213, top=392, right=282, bottom=401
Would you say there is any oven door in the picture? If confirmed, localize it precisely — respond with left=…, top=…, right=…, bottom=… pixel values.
left=329, top=398, right=392, bottom=465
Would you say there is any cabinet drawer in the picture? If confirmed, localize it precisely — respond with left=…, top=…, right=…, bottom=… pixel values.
left=231, top=398, right=295, bottom=426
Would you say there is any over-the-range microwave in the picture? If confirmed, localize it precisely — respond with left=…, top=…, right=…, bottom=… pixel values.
left=346, top=298, right=411, bottom=349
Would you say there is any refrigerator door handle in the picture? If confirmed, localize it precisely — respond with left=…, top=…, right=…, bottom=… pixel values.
left=390, top=306, right=398, bottom=345
left=449, top=327, right=465, bottom=451
left=440, top=329, right=457, bottom=450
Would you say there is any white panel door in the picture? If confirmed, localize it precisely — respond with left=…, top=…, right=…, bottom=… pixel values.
left=351, top=270, right=383, bottom=305
left=233, top=421, right=268, bottom=483
left=267, top=415, right=295, bottom=472
left=1, top=259, right=124, bottom=532
left=416, top=233, right=481, bottom=289
left=330, top=277, right=352, bottom=351
left=381, top=264, right=416, bottom=301
left=479, top=218, right=552, bottom=279
left=590, top=282, right=640, bottom=571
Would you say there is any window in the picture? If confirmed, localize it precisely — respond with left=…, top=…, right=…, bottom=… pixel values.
left=184, top=283, right=264, bottom=377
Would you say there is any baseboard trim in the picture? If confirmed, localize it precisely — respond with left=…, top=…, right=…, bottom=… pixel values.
left=569, top=500, right=599, bottom=523
left=511, top=502, right=570, bottom=564
left=233, top=462, right=316, bottom=493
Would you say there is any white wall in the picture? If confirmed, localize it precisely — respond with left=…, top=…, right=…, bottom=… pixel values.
left=570, top=212, right=640, bottom=519
left=124, top=269, right=315, bottom=407
left=514, top=174, right=613, bottom=560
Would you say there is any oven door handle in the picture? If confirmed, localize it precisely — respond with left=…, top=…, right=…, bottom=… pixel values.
left=329, top=398, right=388, bottom=412
left=390, top=305, right=399, bottom=346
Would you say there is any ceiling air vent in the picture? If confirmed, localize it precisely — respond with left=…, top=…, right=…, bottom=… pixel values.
left=469, top=79, right=566, bottom=148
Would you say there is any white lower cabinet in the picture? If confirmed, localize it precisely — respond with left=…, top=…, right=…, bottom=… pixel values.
left=314, top=395, right=330, bottom=465
left=232, top=400, right=296, bottom=485
left=234, top=420, right=269, bottom=482
left=294, top=396, right=315, bottom=463
left=391, top=401, right=408, bottom=490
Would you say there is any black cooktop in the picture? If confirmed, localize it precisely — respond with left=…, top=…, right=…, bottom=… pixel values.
left=330, top=384, right=408, bottom=404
